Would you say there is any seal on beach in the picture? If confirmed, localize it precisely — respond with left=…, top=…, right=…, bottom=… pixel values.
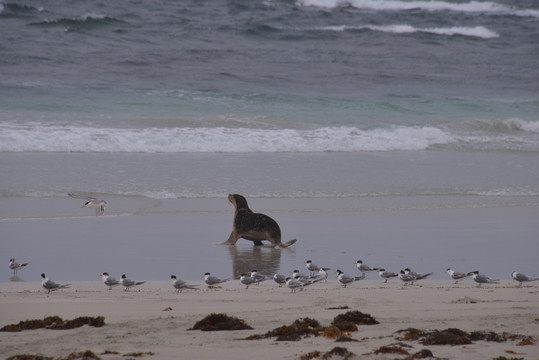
left=223, top=194, right=297, bottom=248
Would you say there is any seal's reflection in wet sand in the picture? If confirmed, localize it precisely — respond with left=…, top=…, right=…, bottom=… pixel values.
left=228, top=245, right=291, bottom=280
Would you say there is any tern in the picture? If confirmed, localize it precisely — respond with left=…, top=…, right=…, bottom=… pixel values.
left=285, top=277, right=320, bottom=293
left=9, top=258, right=28, bottom=276
left=171, top=275, right=199, bottom=292
left=511, top=271, right=539, bottom=286
left=273, top=274, right=286, bottom=287
left=203, top=272, right=229, bottom=287
left=250, top=270, right=270, bottom=284
left=41, top=273, right=70, bottom=294
left=68, top=193, right=107, bottom=216
left=305, top=260, right=331, bottom=277
left=404, top=268, right=433, bottom=280
left=445, top=268, right=469, bottom=284
left=240, top=273, right=258, bottom=289
left=354, top=260, right=378, bottom=274
left=291, top=269, right=315, bottom=281
left=318, top=268, right=329, bottom=282
left=336, top=269, right=365, bottom=288
left=468, top=271, right=499, bottom=287
left=378, top=269, right=398, bottom=283
left=98, top=272, right=120, bottom=290
left=120, top=274, right=145, bottom=291
left=399, top=270, right=416, bottom=285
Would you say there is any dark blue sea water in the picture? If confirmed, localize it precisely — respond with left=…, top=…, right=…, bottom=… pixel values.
left=1, top=0, right=539, bottom=283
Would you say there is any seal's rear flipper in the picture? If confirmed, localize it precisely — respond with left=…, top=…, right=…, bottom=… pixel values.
left=280, top=239, right=297, bottom=248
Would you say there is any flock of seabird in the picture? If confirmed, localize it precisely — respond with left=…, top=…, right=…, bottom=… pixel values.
left=7, top=257, right=539, bottom=294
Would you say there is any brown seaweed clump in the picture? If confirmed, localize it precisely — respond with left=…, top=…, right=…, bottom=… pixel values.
left=300, top=347, right=355, bottom=360
left=396, top=328, right=531, bottom=346
left=246, top=318, right=322, bottom=341
left=373, top=345, right=410, bottom=355
left=60, top=350, right=101, bottom=360
left=331, top=311, right=379, bottom=332
left=420, top=328, right=472, bottom=345
left=6, top=356, right=54, bottom=360
left=121, top=352, right=155, bottom=358
left=1, top=316, right=105, bottom=332
left=188, top=313, right=253, bottom=331
left=6, top=351, right=101, bottom=360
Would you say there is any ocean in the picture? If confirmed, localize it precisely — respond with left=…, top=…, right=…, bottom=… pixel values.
left=1, top=0, right=538, bottom=283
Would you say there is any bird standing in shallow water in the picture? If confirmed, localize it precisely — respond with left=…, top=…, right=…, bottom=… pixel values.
left=9, top=258, right=28, bottom=276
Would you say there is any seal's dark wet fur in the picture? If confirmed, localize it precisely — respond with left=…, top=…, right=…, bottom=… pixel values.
left=223, top=194, right=297, bottom=248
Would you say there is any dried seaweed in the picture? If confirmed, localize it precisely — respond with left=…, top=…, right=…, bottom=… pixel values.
left=420, top=328, right=471, bottom=345
left=246, top=318, right=322, bottom=341
left=1, top=316, right=105, bottom=332
left=6, top=356, right=54, bottom=360
left=300, top=347, right=355, bottom=360
left=188, top=313, right=253, bottom=331
left=374, top=345, right=410, bottom=355
left=396, top=327, right=531, bottom=346
left=122, top=352, right=155, bottom=357
left=60, top=350, right=101, bottom=360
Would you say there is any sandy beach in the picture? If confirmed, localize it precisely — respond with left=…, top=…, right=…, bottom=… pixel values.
left=0, top=279, right=538, bottom=360
left=2, top=196, right=539, bottom=359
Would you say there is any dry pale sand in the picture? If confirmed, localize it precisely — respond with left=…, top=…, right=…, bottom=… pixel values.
left=0, top=279, right=538, bottom=360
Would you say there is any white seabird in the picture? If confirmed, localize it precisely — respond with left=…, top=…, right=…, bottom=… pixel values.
left=511, top=271, right=539, bottom=286
left=354, top=260, right=378, bottom=274
left=273, top=274, right=286, bottom=287
left=203, top=272, right=229, bottom=287
left=120, top=274, right=145, bottom=291
left=285, top=276, right=320, bottom=293
left=336, top=269, right=365, bottom=288
left=99, top=272, right=120, bottom=290
left=445, top=268, right=470, bottom=284
left=9, top=258, right=29, bottom=276
left=250, top=270, right=270, bottom=284
left=468, top=271, right=499, bottom=287
left=399, top=270, right=416, bottom=285
left=68, top=193, right=107, bottom=216
left=404, top=268, right=433, bottom=280
left=240, top=273, right=258, bottom=289
left=171, top=275, right=199, bottom=292
left=305, top=260, right=331, bottom=277
left=378, top=269, right=398, bottom=283
left=41, top=273, right=70, bottom=294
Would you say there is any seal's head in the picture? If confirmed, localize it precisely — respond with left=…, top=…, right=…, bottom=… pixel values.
left=228, top=194, right=249, bottom=210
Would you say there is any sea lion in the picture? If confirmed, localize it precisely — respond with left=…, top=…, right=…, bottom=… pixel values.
left=223, top=194, right=297, bottom=248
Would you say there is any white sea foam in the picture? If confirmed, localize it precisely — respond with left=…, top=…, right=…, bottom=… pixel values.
left=0, top=123, right=455, bottom=153
left=319, top=24, right=499, bottom=39
left=298, top=0, right=539, bottom=18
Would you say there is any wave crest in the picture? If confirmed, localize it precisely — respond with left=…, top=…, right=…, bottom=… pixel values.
left=298, top=0, right=539, bottom=18
left=0, top=124, right=454, bottom=153
left=319, top=24, right=499, bottom=39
